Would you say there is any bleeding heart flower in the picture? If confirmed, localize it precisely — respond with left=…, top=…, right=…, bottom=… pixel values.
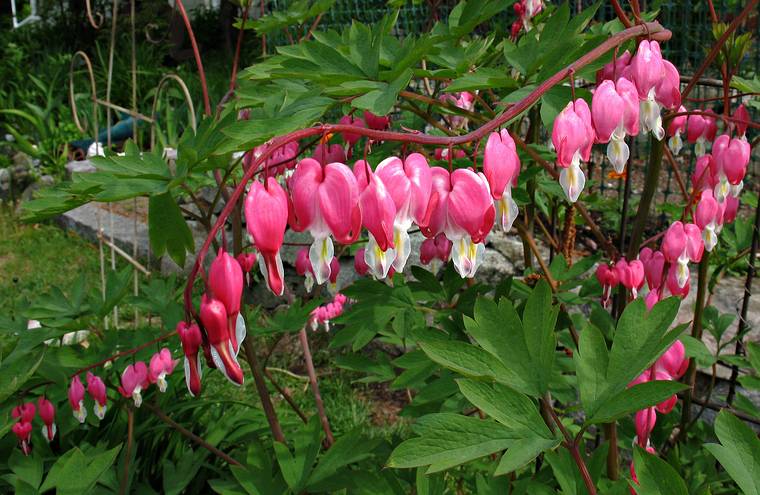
left=200, top=295, right=244, bottom=386
left=667, top=106, right=687, bottom=155
left=687, top=111, right=717, bottom=156
left=339, top=115, right=366, bottom=146
left=363, top=111, right=391, bottom=130
left=296, top=247, right=316, bottom=292
left=236, top=252, right=256, bottom=274
left=37, top=396, right=56, bottom=442
left=595, top=263, right=618, bottom=308
left=312, top=143, right=347, bottom=165
left=328, top=256, right=341, bottom=293
left=630, top=40, right=664, bottom=100
left=245, top=177, right=289, bottom=296
left=552, top=98, right=593, bottom=202
left=177, top=321, right=203, bottom=397
left=712, top=134, right=750, bottom=201
left=655, top=60, right=681, bottom=110
left=691, top=154, right=717, bottom=192
left=446, top=169, right=495, bottom=278
left=209, top=248, right=245, bottom=355
left=655, top=340, right=689, bottom=380
left=695, top=190, right=722, bottom=251
left=635, top=406, right=657, bottom=446
left=639, top=247, right=665, bottom=291
left=69, top=375, right=87, bottom=423
left=290, top=158, right=361, bottom=285
left=353, top=160, right=397, bottom=279
left=86, top=372, right=108, bottom=419
left=667, top=263, right=690, bottom=297
left=733, top=104, right=749, bottom=139
left=645, top=287, right=663, bottom=310
left=723, top=195, right=739, bottom=224
left=149, top=348, right=177, bottom=393
left=615, top=258, right=645, bottom=298
left=244, top=141, right=299, bottom=177
left=420, top=166, right=451, bottom=239
left=12, top=402, right=36, bottom=423
left=483, top=129, right=521, bottom=231
left=592, top=77, right=640, bottom=173
left=375, top=153, right=432, bottom=272
left=12, top=421, right=33, bottom=455
left=354, top=248, right=370, bottom=276
left=596, top=50, right=631, bottom=85
left=118, top=362, right=150, bottom=407
left=663, top=221, right=703, bottom=290
left=420, top=233, right=452, bottom=271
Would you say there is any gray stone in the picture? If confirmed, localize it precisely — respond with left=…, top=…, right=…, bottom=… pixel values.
left=65, top=160, right=97, bottom=178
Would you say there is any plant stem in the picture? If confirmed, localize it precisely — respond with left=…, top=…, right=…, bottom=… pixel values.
left=603, top=423, right=619, bottom=480
left=727, top=195, right=760, bottom=404
left=242, top=339, right=286, bottom=443
left=263, top=367, right=309, bottom=424
left=145, top=402, right=242, bottom=465
left=626, top=136, right=664, bottom=259
left=679, top=253, right=710, bottom=435
left=299, top=328, right=335, bottom=447
left=541, top=394, right=597, bottom=495
left=174, top=0, right=211, bottom=116
left=119, top=408, right=134, bottom=495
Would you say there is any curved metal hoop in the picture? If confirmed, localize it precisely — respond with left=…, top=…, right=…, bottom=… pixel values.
left=150, top=74, right=198, bottom=150
left=69, top=51, right=100, bottom=145
left=84, top=0, right=105, bottom=29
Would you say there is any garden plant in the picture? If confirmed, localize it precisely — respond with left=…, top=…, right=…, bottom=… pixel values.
left=2, top=0, right=760, bottom=494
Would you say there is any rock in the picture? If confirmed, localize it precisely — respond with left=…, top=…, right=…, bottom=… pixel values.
left=65, top=160, right=97, bottom=178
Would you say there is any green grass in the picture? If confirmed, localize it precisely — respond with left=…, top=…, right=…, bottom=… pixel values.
left=0, top=205, right=101, bottom=311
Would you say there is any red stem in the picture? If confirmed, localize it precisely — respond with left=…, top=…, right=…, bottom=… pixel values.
left=182, top=21, right=671, bottom=314
left=299, top=328, right=334, bottom=446
left=229, top=0, right=254, bottom=92
left=610, top=0, right=633, bottom=28
left=175, top=0, right=211, bottom=116
left=71, top=331, right=175, bottom=379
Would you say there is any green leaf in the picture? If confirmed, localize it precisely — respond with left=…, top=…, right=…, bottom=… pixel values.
left=456, top=379, right=553, bottom=439
left=680, top=335, right=716, bottom=367
left=419, top=339, right=509, bottom=381
left=0, top=348, right=45, bottom=403
left=589, top=380, right=688, bottom=424
left=574, top=324, right=609, bottom=414
left=351, top=69, right=413, bottom=116
left=40, top=445, right=122, bottom=494
left=494, top=437, right=561, bottom=476
left=704, top=411, right=760, bottom=495
left=148, top=191, right=195, bottom=267
left=521, top=280, right=558, bottom=394
left=387, top=413, right=516, bottom=473
left=631, top=446, right=688, bottom=495
left=308, top=431, right=380, bottom=487
left=9, top=450, right=43, bottom=491
left=444, top=68, right=517, bottom=92
left=274, top=417, right=321, bottom=493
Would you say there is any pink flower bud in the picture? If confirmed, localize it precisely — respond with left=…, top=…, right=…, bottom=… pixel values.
left=118, top=361, right=150, bottom=407
left=176, top=321, right=203, bottom=397
left=354, top=248, right=369, bottom=276
left=733, top=104, right=749, bottom=138
left=12, top=402, right=36, bottom=424
left=236, top=252, right=257, bottom=273
left=69, top=375, right=87, bottom=423
left=312, top=143, right=347, bottom=166
left=37, top=396, right=56, bottom=442
left=200, top=295, right=244, bottom=386
left=245, top=177, right=289, bottom=296
left=86, top=371, right=108, bottom=418
left=339, top=115, right=366, bottom=145
left=363, top=111, right=390, bottom=130
left=12, top=422, right=33, bottom=455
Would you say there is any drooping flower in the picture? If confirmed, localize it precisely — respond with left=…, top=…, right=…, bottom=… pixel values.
left=639, top=247, right=665, bottom=291
left=552, top=98, right=594, bottom=202
left=69, top=375, right=87, bottom=423
left=655, top=340, right=689, bottom=380
left=666, top=263, right=690, bottom=297
left=244, top=141, right=299, bottom=177
left=723, top=195, right=739, bottom=224
left=634, top=406, right=657, bottom=446
left=446, top=169, right=495, bottom=278
left=290, top=158, right=361, bottom=285
left=691, top=154, right=717, bottom=192
left=483, top=129, right=521, bottom=231
left=733, top=104, right=750, bottom=139
left=209, top=248, right=245, bottom=355
left=595, top=263, right=619, bottom=308
left=295, top=247, right=316, bottom=292
left=312, top=143, right=347, bottom=166
left=592, top=78, right=640, bottom=173
left=12, top=421, right=33, bottom=455
left=615, top=258, right=645, bottom=299
left=149, top=348, right=178, bottom=393
left=375, top=153, right=432, bottom=272
left=695, top=190, right=722, bottom=252
left=200, top=295, right=244, bottom=386
left=662, top=221, right=704, bottom=290
left=687, top=111, right=718, bottom=156
left=363, top=111, right=391, bottom=131
left=630, top=40, right=666, bottom=139
left=236, top=252, right=257, bottom=274
left=596, top=50, right=632, bottom=85
left=308, top=293, right=348, bottom=332
left=339, top=115, right=366, bottom=146
left=667, top=106, right=687, bottom=155
left=420, top=233, right=453, bottom=271
left=328, top=256, right=341, bottom=293
left=86, top=371, right=108, bottom=419
left=354, top=248, right=370, bottom=276
left=37, top=396, right=56, bottom=443
left=353, top=160, right=397, bottom=280
left=645, top=286, right=663, bottom=310
left=118, top=361, right=150, bottom=408
left=245, top=177, right=289, bottom=296
left=712, top=134, right=750, bottom=201
left=176, top=321, right=203, bottom=397
left=655, top=60, right=681, bottom=110
left=12, top=402, right=36, bottom=424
